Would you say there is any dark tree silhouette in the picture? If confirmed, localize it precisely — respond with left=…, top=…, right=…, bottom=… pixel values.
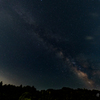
left=0, top=81, right=100, bottom=100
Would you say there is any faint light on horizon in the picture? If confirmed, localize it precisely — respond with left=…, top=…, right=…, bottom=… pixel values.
left=0, top=76, right=14, bottom=85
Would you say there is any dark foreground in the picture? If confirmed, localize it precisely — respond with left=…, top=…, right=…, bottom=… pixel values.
left=0, top=82, right=100, bottom=100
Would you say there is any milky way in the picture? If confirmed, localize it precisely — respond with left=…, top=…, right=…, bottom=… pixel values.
left=12, top=1, right=100, bottom=90
left=0, top=0, right=100, bottom=90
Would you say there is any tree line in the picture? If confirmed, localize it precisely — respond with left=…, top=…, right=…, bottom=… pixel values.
left=0, top=81, right=100, bottom=100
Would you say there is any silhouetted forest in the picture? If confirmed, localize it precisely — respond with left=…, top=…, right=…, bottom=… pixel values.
left=0, top=81, right=100, bottom=100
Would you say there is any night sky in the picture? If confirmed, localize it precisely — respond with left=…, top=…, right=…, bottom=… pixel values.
left=0, top=0, right=100, bottom=90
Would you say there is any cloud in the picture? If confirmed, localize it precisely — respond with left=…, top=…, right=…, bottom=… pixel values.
left=85, top=36, right=94, bottom=40
left=89, top=12, right=99, bottom=18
